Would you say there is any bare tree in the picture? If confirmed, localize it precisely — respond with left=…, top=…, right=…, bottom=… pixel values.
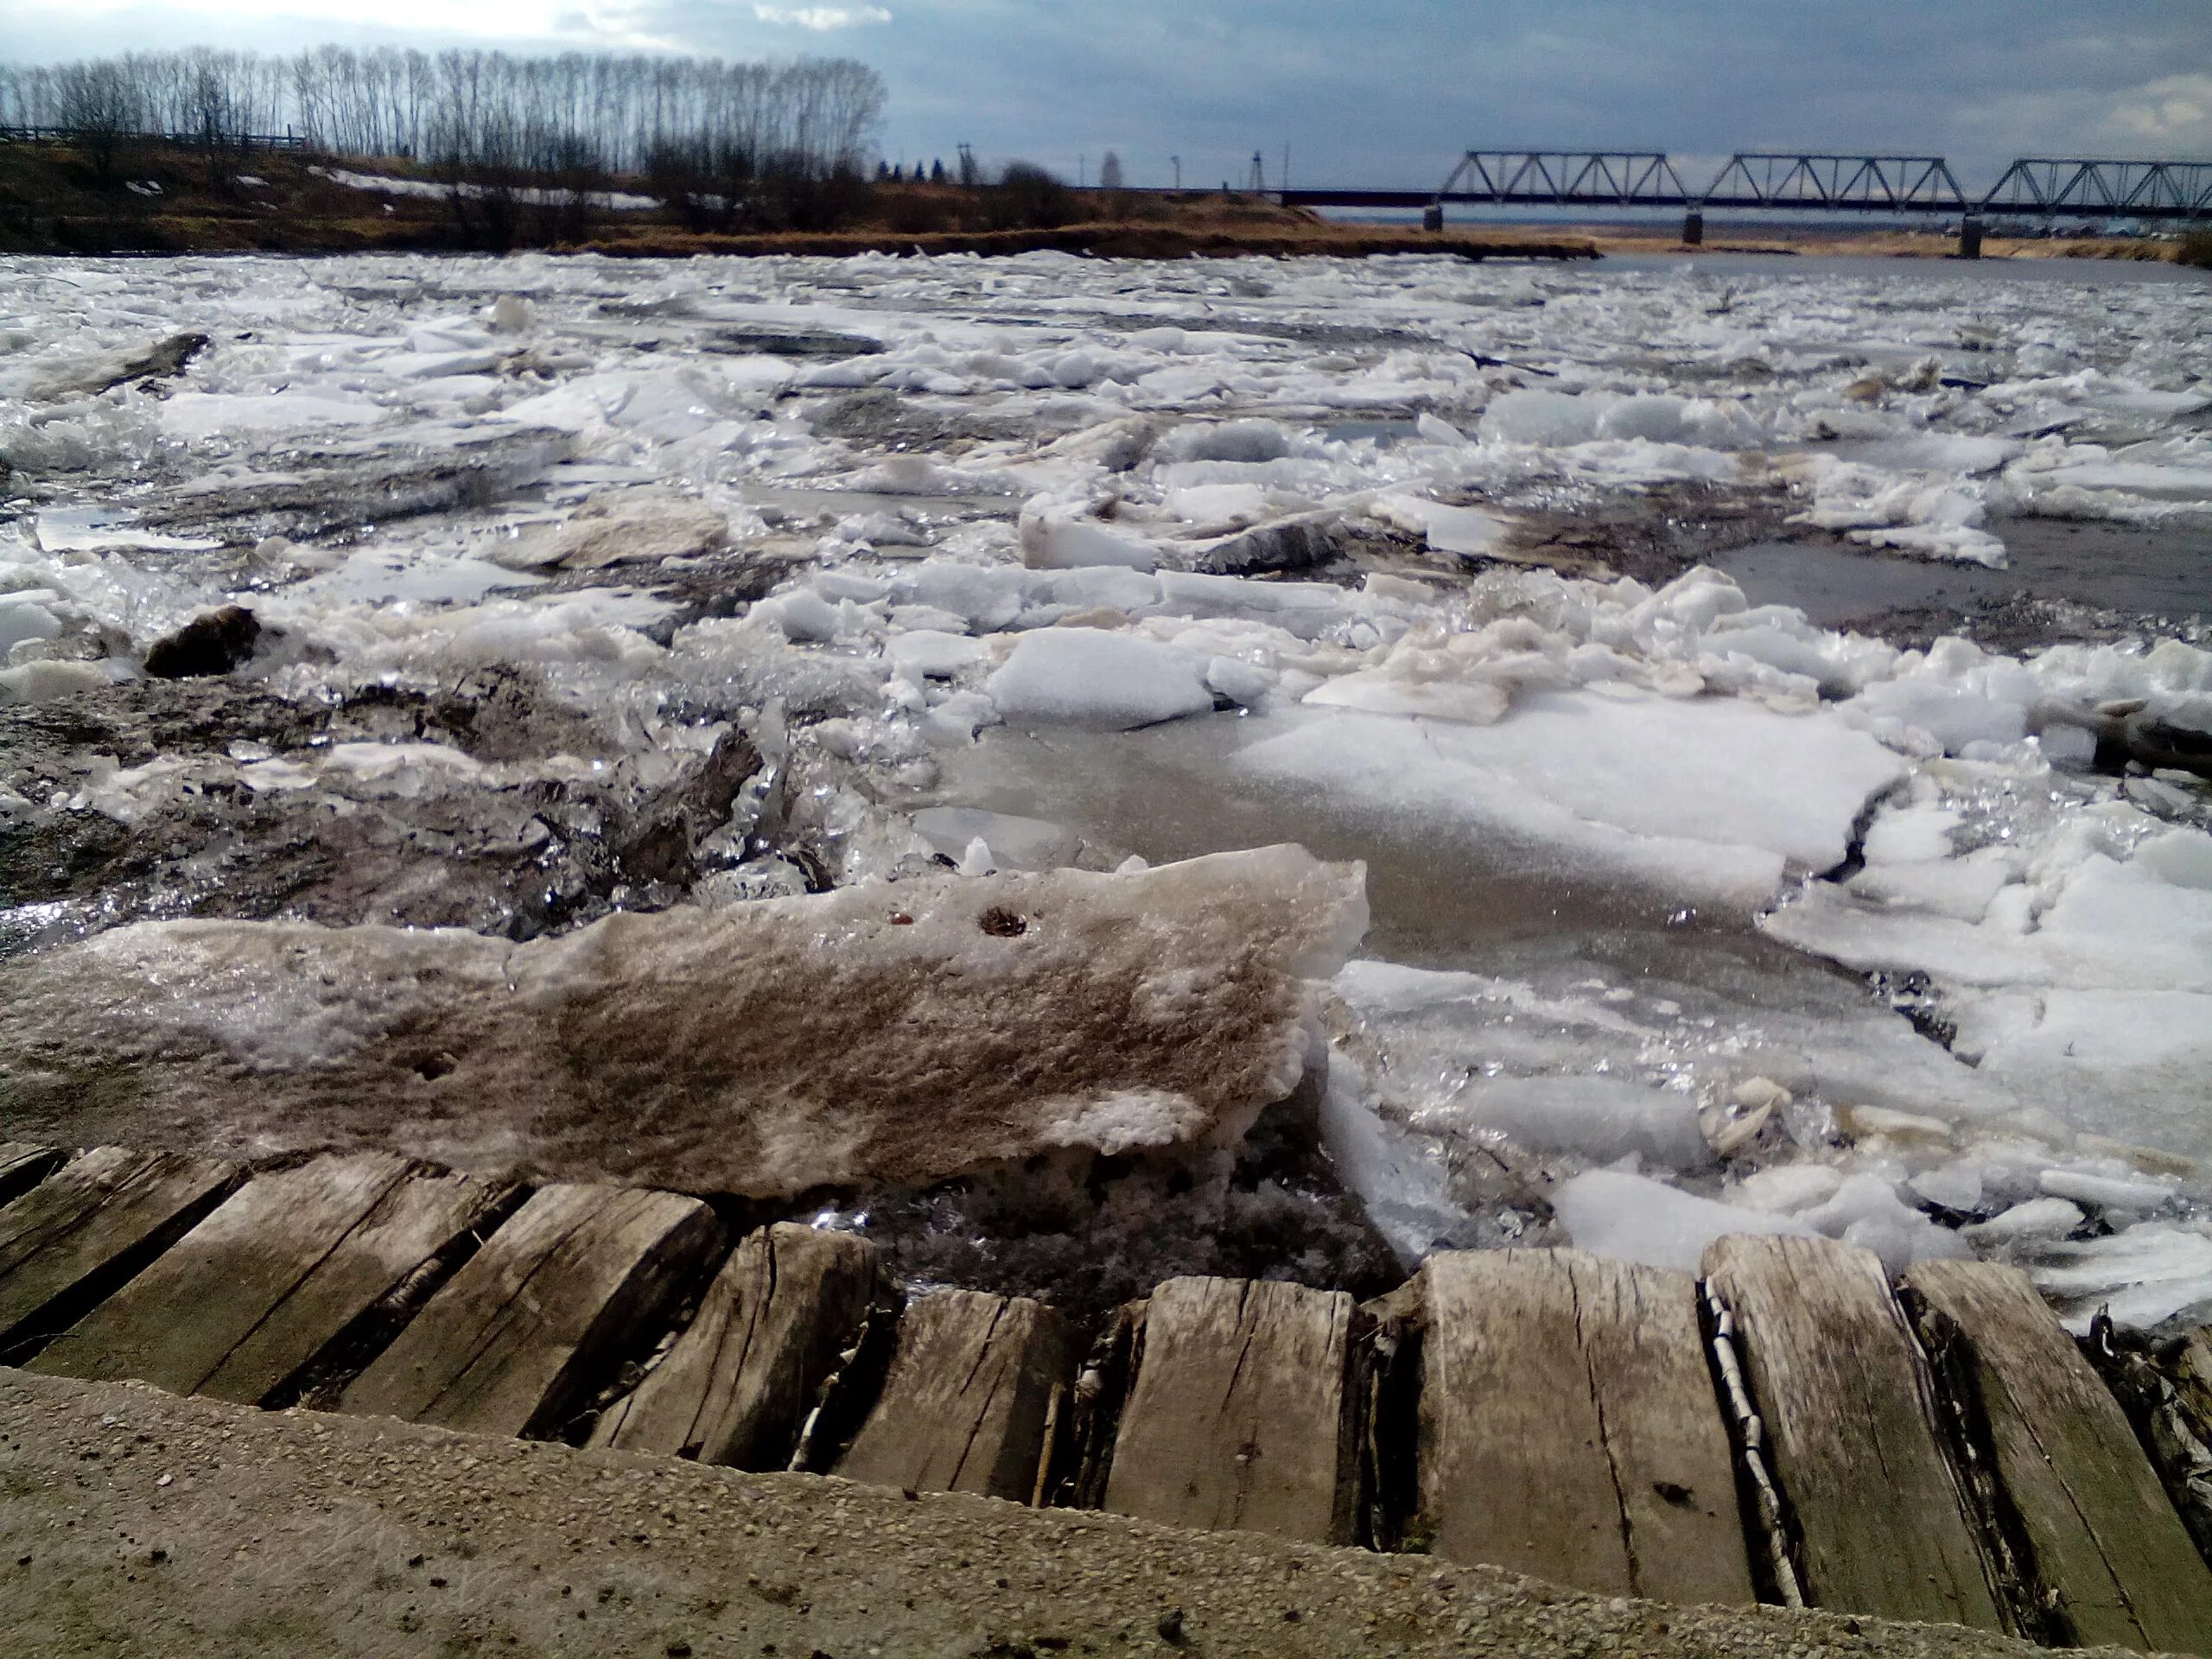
left=6, top=42, right=891, bottom=232
left=54, top=60, right=139, bottom=181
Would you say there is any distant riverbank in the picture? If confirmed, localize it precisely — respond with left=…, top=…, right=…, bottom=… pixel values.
left=11, top=139, right=2198, bottom=265
left=0, top=142, right=1591, bottom=261
left=1320, top=207, right=2202, bottom=264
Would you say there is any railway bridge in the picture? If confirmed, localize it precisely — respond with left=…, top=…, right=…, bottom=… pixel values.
left=1277, top=151, right=2212, bottom=256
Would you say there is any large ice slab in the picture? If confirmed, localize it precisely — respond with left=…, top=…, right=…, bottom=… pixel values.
left=986, top=629, right=1217, bottom=731
left=1765, top=790, right=2212, bottom=1157
left=0, top=846, right=1368, bottom=1198
left=1235, top=688, right=1904, bottom=911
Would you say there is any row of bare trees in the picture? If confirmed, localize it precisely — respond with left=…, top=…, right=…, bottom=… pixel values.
left=0, top=47, right=887, bottom=180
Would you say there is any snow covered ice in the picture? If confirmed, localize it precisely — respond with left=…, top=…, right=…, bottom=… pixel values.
left=0, top=845, right=1367, bottom=1198
left=3, top=247, right=2211, bottom=1328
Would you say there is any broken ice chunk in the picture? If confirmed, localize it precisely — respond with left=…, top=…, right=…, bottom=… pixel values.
left=1796, top=1173, right=1970, bottom=1274
left=0, top=845, right=1370, bottom=1199
left=1964, top=1197, right=2086, bottom=1244
left=1461, top=1075, right=1713, bottom=1171
left=1020, top=512, right=1158, bottom=572
left=985, top=629, right=1215, bottom=731
left=2038, top=1167, right=2176, bottom=1212
left=1368, top=494, right=1509, bottom=558
left=763, top=589, right=843, bottom=644
left=2024, top=1223, right=2212, bottom=1333
left=887, top=630, right=986, bottom=681
left=1552, top=1168, right=1817, bottom=1273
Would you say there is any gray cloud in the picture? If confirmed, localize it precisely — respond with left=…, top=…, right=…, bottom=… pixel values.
left=3, top=0, right=2205, bottom=188
left=752, top=4, right=892, bottom=29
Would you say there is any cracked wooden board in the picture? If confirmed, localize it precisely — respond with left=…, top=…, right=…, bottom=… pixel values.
left=590, top=1223, right=881, bottom=1469
left=1403, top=1249, right=1753, bottom=1603
left=835, top=1288, right=1068, bottom=1503
left=28, top=1154, right=505, bottom=1407
left=0, top=1147, right=241, bottom=1360
left=1904, top=1259, right=2212, bottom=1655
left=341, top=1183, right=723, bottom=1440
left=1704, top=1235, right=2002, bottom=1630
left=1102, top=1276, right=1355, bottom=1544
left=0, top=1144, right=64, bottom=1209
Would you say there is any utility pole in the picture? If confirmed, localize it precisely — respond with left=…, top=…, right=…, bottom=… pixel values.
left=1170, top=154, right=1181, bottom=190
left=1249, top=150, right=1265, bottom=194
left=1079, top=153, right=1085, bottom=188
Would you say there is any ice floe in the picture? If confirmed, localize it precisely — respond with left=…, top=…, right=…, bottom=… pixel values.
left=3, top=246, right=2209, bottom=1326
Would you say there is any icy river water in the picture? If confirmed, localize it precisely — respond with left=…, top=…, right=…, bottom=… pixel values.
left=3, top=248, right=2211, bottom=1330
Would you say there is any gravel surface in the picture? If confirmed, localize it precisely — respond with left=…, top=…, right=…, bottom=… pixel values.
left=0, top=1369, right=2159, bottom=1659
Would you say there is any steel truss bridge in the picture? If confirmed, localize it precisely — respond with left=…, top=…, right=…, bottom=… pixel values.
left=1281, top=150, right=2212, bottom=224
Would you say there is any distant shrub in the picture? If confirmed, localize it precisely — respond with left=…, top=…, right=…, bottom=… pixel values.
left=2179, top=230, right=2212, bottom=270
left=883, top=187, right=960, bottom=235
left=639, top=143, right=874, bottom=235
left=776, top=162, right=875, bottom=232
left=987, top=161, right=1074, bottom=230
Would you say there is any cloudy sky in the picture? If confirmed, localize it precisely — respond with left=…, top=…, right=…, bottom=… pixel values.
left=3, top=0, right=2209, bottom=190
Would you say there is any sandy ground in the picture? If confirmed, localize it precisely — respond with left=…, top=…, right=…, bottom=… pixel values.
left=1569, top=226, right=2183, bottom=261
left=0, top=1368, right=2164, bottom=1659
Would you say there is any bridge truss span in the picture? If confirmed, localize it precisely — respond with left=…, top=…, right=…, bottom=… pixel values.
left=1279, top=148, right=2212, bottom=227
left=1700, top=153, right=1967, bottom=213
left=1980, top=157, right=2212, bottom=220
left=1438, top=149, right=1694, bottom=207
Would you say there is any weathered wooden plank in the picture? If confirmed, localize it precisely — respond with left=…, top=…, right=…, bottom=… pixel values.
left=1402, top=1249, right=1753, bottom=1604
left=0, top=1144, right=65, bottom=1208
left=1103, top=1276, right=1354, bottom=1544
left=199, top=1170, right=509, bottom=1407
left=590, top=1223, right=880, bottom=1468
left=1905, top=1258, right=2212, bottom=1655
left=836, top=1288, right=1067, bottom=1502
left=340, top=1184, right=722, bottom=1440
left=1703, top=1234, right=2002, bottom=1630
left=28, top=1155, right=503, bottom=1406
left=0, top=1147, right=240, bottom=1358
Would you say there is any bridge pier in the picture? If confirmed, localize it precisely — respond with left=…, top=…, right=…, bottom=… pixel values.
left=1422, top=202, right=1444, bottom=232
left=1681, top=210, right=1704, bottom=246
left=1958, top=216, right=1983, bottom=259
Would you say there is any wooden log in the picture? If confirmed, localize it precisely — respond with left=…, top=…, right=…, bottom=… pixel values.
left=836, top=1288, right=1068, bottom=1502
left=1905, top=1259, right=2212, bottom=1655
left=1103, top=1276, right=1355, bottom=1544
left=340, top=1184, right=722, bottom=1440
left=29, top=1154, right=503, bottom=1406
left=1404, top=1249, right=1753, bottom=1604
left=0, top=1147, right=239, bottom=1358
left=1703, top=1234, right=2002, bottom=1630
left=590, top=1223, right=880, bottom=1468
left=0, top=1144, right=64, bottom=1208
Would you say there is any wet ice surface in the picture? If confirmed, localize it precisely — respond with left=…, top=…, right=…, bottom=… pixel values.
left=4, top=248, right=2211, bottom=1329
left=1719, top=518, right=2212, bottom=645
